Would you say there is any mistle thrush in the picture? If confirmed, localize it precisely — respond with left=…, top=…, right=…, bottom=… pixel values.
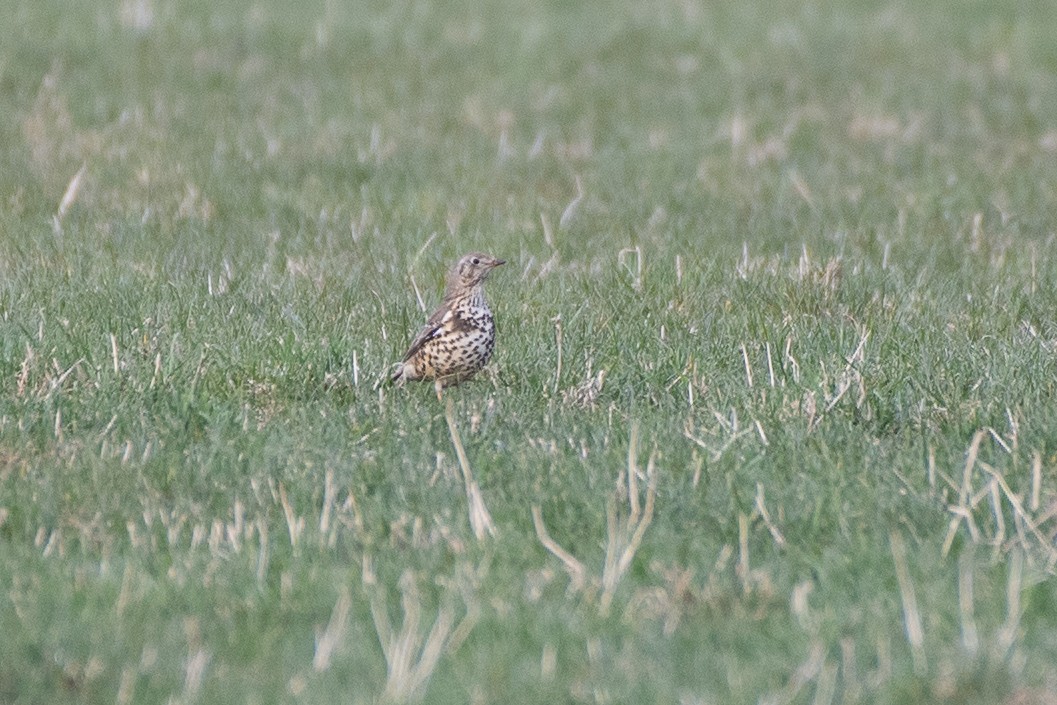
left=390, top=252, right=505, bottom=390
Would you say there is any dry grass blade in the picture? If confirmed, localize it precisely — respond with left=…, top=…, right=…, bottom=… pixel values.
left=613, top=451, right=656, bottom=580
left=277, top=482, right=304, bottom=548
left=600, top=425, right=657, bottom=614
left=889, top=530, right=925, bottom=674
left=552, top=314, right=563, bottom=395
left=1030, top=451, right=1042, bottom=512
left=740, top=343, right=754, bottom=388
left=989, top=479, right=1006, bottom=551
left=737, top=511, right=750, bottom=592
left=531, top=424, right=658, bottom=614
left=942, top=429, right=987, bottom=557
left=54, top=161, right=86, bottom=231
left=540, top=211, right=555, bottom=248
left=754, top=482, right=786, bottom=548
left=819, top=328, right=869, bottom=416
left=958, top=550, right=979, bottom=655
left=979, top=461, right=1056, bottom=561
left=313, top=588, right=351, bottom=672
left=558, top=175, right=583, bottom=230
left=626, top=422, right=642, bottom=521
left=370, top=574, right=460, bottom=703
left=996, top=549, right=1024, bottom=656
left=682, top=416, right=751, bottom=463
left=319, top=468, right=335, bottom=538
left=939, top=430, right=1057, bottom=565
left=110, top=333, right=120, bottom=375
left=531, top=505, right=587, bottom=590
left=444, top=397, right=496, bottom=540
left=618, top=245, right=642, bottom=291
left=409, top=274, right=425, bottom=313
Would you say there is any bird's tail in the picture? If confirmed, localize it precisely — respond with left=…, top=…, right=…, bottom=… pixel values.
left=388, top=362, right=408, bottom=385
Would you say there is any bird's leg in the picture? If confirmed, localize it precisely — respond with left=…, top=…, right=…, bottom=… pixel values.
left=434, top=378, right=444, bottom=402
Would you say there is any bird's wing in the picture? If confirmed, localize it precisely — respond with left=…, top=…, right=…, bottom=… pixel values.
left=400, top=307, right=454, bottom=362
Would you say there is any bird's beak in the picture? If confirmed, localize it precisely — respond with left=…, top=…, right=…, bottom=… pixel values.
left=492, top=259, right=506, bottom=267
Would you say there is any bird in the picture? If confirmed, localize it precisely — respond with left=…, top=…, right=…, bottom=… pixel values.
left=390, top=252, right=505, bottom=393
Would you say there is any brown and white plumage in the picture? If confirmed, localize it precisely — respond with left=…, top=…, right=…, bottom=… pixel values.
left=390, top=252, right=505, bottom=389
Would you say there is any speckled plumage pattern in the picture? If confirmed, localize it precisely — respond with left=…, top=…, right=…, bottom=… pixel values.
left=391, top=252, right=505, bottom=388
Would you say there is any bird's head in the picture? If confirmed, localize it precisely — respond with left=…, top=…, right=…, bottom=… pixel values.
left=447, top=252, right=505, bottom=293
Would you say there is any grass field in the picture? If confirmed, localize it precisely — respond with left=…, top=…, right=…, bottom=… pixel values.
left=4, top=0, right=1057, bottom=702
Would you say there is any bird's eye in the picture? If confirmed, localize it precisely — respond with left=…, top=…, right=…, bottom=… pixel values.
left=471, top=257, right=480, bottom=265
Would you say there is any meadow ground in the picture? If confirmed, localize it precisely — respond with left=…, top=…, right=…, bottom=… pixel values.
left=3, top=0, right=1057, bottom=703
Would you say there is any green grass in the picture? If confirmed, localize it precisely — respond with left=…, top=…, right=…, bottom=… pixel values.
left=3, top=0, right=1057, bottom=702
